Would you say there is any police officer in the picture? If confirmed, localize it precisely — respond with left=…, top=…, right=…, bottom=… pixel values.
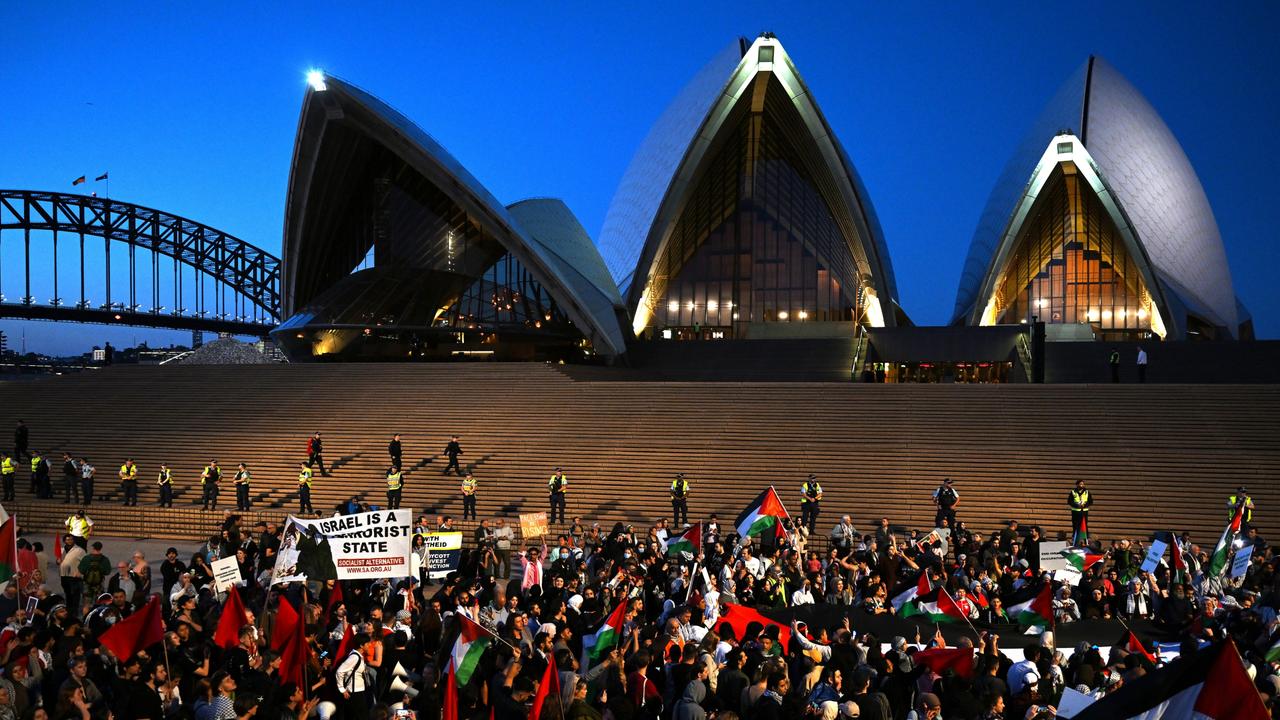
left=443, top=435, right=463, bottom=476
left=200, top=460, right=221, bottom=510
left=547, top=467, right=568, bottom=524
left=388, top=434, right=403, bottom=470
left=0, top=452, right=15, bottom=501
left=30, top=450, right=48, bottom=498
left=234, top=463, right=253, bottom=511
left=385, top=465, right=403, bottom=510
left=461, top=471, right=477, bottom=520
left=932, top=477, right=959, bottom=529
left=1228, top=486, right=1254, bottom=531
left=670, top=473, right=690, bottom=526
left=13, top=420, right=29, bottom=462
left=297, top=462, right=315, bottom=514
left=801, top=474, right=824, bottom=534
left=79, top=458, right=95, bottom=506
left=62, top=453, right=81, bottom=505
left=118, top=458, right=139, bottom=506
left=156, top=464, right=174, bottom=508
left=1068, top=479, right=1092, bottom=546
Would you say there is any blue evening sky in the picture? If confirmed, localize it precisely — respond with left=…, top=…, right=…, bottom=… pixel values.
left=1, top=3, right=1276, bottom=355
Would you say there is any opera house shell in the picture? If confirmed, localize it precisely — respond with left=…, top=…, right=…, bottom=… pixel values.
left=955, top=56, right=1247, bottom=341
left=599, top=35, right=903, bottom=342
left=272, top=75, right=628, bottom=361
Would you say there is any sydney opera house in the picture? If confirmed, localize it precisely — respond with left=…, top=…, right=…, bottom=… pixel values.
left=271, top=35, right=1255, bottom=380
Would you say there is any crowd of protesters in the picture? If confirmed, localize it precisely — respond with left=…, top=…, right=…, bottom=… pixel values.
left=0, top=483, right=1273, bottom=720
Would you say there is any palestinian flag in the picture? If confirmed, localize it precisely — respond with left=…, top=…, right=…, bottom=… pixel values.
left=1170, top=534, right=1189, bottom=584
left=1121, top=630, right=1158, bottom=666
left=900, top=587, right=967, bottom=624
left=890, top=571, right=930, bottom=612
left=665, top=523, right=701, bottom=557
left=1061, top=547, right=1106, bottom=573
left=735, top=487, right=790, bottom=539
left=1208, top=505, right=1245, bottom=577
left=448, top=615, right=492, bottom=687
left=1265, top=635, right=1280, bottom=664
left=1072, top=639, right=1267, bottom=720
left=585, top=600, right=628, bottom=664
left=1008, top=582, right=1053, bottom=629
left=1074, top=512, right=1089, bottom=545
left=0, top=518, right=17, bottom=582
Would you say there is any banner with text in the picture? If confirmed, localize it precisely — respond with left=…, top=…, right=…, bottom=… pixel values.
left=272, top=508, right=414, bottom=584
left=416, top=531, right=463, bottom=579
left=212, top=556, right=243, bottom=592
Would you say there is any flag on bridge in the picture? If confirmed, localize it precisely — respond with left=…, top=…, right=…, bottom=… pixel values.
left=72, top=175, right=86, bottom=186
left=735, top=487, right=789, bottom=540
left=1072, top=640, right=1267, bottom=720
left=95, top=172, right=109, bottom=181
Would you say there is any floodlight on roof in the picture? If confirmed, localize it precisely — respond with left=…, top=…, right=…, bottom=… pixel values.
left=306, top=70, right=327, bottom=92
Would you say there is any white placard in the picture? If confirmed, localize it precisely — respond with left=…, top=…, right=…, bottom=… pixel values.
left=1053, top=567, right=1084, bottom=586
left=212, top=556, right=242, bottom=592
left=1140, top=539, right=1168, bottom=573
left=1039, top=541, right=1070, bottom=572
left=1056, top=687, right=1098, bottom=718
left=273, top=508, right=414, bottom=584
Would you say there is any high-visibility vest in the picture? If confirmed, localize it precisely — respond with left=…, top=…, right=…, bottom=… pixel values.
left=201, top=466, right=219, bottom=485
left=460, top=477, right=476, bottom=495
left=298, top=468, right=313, bottom=487
left=548, top=474, right=567, bottom=494
left=801, top=482, right=823, bottom=503
left=386, top=471, right=403, bottom=491
left=66, top=516, right=92, bottom=537
left=1229, top=495, right=1253, bottom=523
left=120, top=464, right=136, bottom=481
left=1071, top=490, right=1091, bottom=512
left=235, top=470, right=251, bottom=485
left=1, top=458, right=13, bottom=475
left=671, top=479, right=688, bottom=498
left=31, top=457, right=42, bottom=473
left=157, top=469, right=172, bottom=485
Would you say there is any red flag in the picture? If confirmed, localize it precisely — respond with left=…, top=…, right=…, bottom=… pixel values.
left=54, top=534, right=64, bottom=563
left=214, top=585, right=249, bottom=650
left=98, top=596, right=165, bottom=660
left=334, top=622, right=354, bottom=661
left=0, top=519, right=17, bottom=582
left=529, top=653, right=562, bottom=720
left=324, top=581, right=344, bottom=625
left=716, top=602, right=791, bottom=649
left=278, top=607, right=309, bottom=686
left=271, top=598, right=301, bottom=652
left=442, top=663, right=459, bottom=720
left=913, top=646, right=976, bottom=680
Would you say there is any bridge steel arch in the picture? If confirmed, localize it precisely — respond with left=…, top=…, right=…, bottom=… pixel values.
left=0, top=190, right=280, bottom=336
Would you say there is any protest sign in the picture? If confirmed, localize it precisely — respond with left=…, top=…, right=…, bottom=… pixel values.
left=272, top=508, right=414, bottom=584
left=1140, top=539, right=1168, bottom=574
left=1232, top=545, right=1254, bottom=578
left=520, top=511, right=548, bottom=540
left=212, top=556, right=242, bottom=592
left=1039, top=541, right=1070, bottom=572
left=419, top=531, right=463, bottom=579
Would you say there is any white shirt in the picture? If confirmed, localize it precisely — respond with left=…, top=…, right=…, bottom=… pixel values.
left=1137, top=349, right=1148, bottom=365
left=336, top=651, right=368, bottom=693
left=1008, top=659, right=1038, bottom=694
left=791, top=588, right=815, bottom=606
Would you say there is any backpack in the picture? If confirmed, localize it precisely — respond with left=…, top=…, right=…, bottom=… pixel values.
left=83, top=557, right=105, bottom=588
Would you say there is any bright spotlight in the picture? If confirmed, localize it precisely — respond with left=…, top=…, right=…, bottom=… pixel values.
left=306, top=70, right=327, bottom=92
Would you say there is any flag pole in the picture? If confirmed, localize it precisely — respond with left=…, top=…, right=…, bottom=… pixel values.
left=941, top=586, right=982, bottom=641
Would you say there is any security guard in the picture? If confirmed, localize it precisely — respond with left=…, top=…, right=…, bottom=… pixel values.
left=297, top=462, right=315, bottom=514
left=62, top=452, right=80, bottom=505
left=119, top=458, right=139, bottom=506
left=156, top=463, right=174, bottom=508
left=64, top=508, right=93, bottom=549
left=386, top=465, right=403, bottom=510
left=234, top=463, right=253, bottom=511
left=30, top=450, right=48, bottom=498
left=800, top=474, right=824, bottom=534
left=547, top=467, right=568, bottom=524
left=932, top=477, right=959, bottom=529
left=670, top=473, right=690, bottom=526
left=1068, top=480, right=1093, bottom=546
left=0, top=452, right=15, bottom=501
left=460, top=471, right=477, bottom=520
left=1228, top=486, right=1254, bottom=530
left=200, top=460, right=221, bottom=510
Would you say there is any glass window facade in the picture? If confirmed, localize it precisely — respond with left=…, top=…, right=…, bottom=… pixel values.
left=989, top=162, right=1155, bottom=339
left=640, top=76, right=865, bottom=339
